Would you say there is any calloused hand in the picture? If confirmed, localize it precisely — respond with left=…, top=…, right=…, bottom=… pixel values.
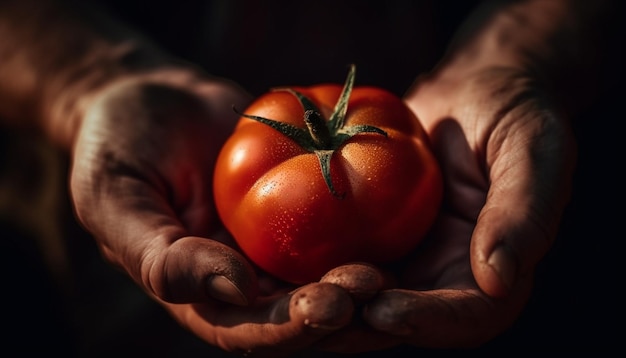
left=68, top=68, right=378, bottom=357
left=314, top=66, right=577, bottom=352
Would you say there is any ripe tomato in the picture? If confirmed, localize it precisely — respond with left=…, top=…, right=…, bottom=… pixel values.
left=213, top=65, right=442, bottom=284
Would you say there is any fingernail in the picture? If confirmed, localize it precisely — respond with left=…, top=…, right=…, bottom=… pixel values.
left=207, top=275, right=248, bottom=306
left=487, top=244, right=518, bottom=292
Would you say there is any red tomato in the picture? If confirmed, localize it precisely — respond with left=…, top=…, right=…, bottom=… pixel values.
left=213, top=65, right=442, bottom=284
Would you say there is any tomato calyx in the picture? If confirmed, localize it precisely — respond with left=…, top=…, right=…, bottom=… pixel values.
left=234, top=64, right=388, bottom=198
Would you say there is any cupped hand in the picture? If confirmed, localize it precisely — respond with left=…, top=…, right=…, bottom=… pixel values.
left=317, top=66, right=577, bottom=352
left=68, top=68, right=365, bottom=356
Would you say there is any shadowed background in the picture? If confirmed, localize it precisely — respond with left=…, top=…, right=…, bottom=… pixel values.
left=1, top=0, right=622, bottom=355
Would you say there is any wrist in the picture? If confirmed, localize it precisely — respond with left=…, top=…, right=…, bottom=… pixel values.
left=0, top=0, right=198, bottom=150
left=426, top=0, right=612, bottom=114
left=43, top=41, right=184, bottom=150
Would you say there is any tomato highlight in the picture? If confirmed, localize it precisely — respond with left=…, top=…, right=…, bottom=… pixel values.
left=214, top=65, right=443, bottom=284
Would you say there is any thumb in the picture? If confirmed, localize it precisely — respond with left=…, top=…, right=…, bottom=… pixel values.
left=471, top=107, right=576, bottom=298
left=71, top=161, right=259, bottom=305
left=147, top=236, right=259, bottom=305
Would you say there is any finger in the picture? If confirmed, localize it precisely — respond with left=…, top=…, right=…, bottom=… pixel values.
left=312, top=263, right=404, bottom=353
left=471, top=104, right=577, bottom=297
left=164, top=282, right=354, bottom=357
left=320, top=262, right=393, bottom=302
left=362, top=284, right=532, bottom=348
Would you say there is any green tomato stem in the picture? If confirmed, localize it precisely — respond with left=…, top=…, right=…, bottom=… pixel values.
left=304, top=109, right=332, bottom=148
left=234, top=64, right=388, bottom=198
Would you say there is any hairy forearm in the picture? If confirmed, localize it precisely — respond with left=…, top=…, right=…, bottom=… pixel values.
left=431, top=0, right=623, bottom=112
left=0, top=0, right=174, bottom=148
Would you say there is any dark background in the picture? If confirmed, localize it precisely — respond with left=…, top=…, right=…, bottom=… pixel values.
left=2, top=0, right=623, bottom=355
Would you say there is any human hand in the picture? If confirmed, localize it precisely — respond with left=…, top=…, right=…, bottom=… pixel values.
left=68, top=68, right=369, bottom=357
left=314, top=66, right=577, bottom=352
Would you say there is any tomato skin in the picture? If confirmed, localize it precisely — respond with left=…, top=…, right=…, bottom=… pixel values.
left=214, top=81, right=442, bottom=284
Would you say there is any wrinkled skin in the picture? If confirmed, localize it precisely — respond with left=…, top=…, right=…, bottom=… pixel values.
left=69, top=62, right=575, bottom=356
